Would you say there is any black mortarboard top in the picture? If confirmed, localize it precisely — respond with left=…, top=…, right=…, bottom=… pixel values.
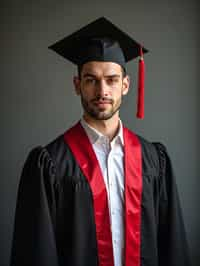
left=48, top=17, right=148, bottom=67
left=48, top=17, right=148, bottom=119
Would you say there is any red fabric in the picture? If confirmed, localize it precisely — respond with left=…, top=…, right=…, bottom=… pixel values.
left=123, top=127, right=143, bottom=266
left=64, top=122, right=114, bottom=266
left=136, top=47, right=145, bottom=119
left=64, top=122, right=143, bottom=266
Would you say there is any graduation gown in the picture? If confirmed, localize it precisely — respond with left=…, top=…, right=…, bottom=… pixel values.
left=10, top=122, right=190, bottom=266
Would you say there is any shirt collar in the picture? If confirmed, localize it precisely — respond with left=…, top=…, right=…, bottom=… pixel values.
left=80, top=117, right=124, bottom=146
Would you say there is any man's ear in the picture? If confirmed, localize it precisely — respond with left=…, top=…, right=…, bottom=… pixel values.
left=122, top=75, right=130, bottom=95
left=73, top=76, right=81, bottom=95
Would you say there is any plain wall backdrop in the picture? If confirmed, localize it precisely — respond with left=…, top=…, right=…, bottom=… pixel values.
left=1, top=0, right=199, bottom=265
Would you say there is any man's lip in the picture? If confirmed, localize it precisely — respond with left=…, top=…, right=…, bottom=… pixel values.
left=93, top=100, right=112, bottom=104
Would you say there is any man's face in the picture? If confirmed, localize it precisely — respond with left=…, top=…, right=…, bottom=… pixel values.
left=74, top=61, right=130, bottom=120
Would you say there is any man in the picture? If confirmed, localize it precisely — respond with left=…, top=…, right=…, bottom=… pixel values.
left=10, top=17, right=190, bottom=266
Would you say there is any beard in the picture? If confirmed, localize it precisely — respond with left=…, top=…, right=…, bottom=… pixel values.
left=80, top=92, right=122, bottom=120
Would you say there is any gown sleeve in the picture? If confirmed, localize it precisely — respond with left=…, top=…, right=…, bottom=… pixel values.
left=10, top=147, right=59, bottom=266
left=154, top=143, right=191, bottom=266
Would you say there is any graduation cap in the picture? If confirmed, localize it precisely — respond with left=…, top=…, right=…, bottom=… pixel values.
left=48, top=17, right=148, bottom=119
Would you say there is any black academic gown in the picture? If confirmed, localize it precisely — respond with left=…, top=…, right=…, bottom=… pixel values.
left=10, top=122, right=190, bottom=266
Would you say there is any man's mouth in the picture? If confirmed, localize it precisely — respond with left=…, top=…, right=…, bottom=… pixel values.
left=92, top=98, right=113, bottom=105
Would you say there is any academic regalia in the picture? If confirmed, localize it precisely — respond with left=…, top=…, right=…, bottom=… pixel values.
left=10, top=122, right=190, bottom=266
left=11, top=17, right=190, bottom=266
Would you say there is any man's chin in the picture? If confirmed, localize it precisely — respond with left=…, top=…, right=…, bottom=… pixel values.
left=83, top=103, right=120, bottom=120
left=90, top=111, right=115, bottom=120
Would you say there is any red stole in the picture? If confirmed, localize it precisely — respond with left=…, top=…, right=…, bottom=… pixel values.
left=64, top=122, right=142, bottom=266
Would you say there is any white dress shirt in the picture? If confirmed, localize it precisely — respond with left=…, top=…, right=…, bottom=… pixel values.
left=81, top=118, right=125, bottom=266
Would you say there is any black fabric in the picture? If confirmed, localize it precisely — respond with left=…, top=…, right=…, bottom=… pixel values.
left=48, top=17, right=148, bottom=66
left=139, top=137, right=191, bottom=266
left=74, top=38, right=126, bottom=69
left=10, top=134, right=190, bottom=266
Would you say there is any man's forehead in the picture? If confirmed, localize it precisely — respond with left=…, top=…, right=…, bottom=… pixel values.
left=81, top=61, right=123, bottom=76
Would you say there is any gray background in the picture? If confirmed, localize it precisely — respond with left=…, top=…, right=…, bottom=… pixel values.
left=1, top=0, right=199, bottom=265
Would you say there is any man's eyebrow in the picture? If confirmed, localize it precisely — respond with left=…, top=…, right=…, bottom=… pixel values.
left=82, top=73, right=121, bottom=78
left=82, top=73, right=96, bottom=78
left=104, top=74, right=121, bottom=78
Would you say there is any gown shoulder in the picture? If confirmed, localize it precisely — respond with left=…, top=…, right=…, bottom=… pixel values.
left=21, top=145, right=57, bottom=187
left=137, top=135, right=168, bottom=178
left=22, top=133, right=69, bottom=185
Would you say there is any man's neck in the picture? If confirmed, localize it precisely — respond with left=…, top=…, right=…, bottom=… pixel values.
left=83, top=114, right=121, bottom=141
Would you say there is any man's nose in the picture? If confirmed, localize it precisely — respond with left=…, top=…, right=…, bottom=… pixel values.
left=96, top=80, right=109, bottom=97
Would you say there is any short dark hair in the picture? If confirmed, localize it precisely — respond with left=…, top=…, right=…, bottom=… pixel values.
left=77, top=64, right=127, bottom=79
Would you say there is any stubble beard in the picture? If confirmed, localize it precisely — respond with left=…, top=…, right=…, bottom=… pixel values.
left=80, top=93, right=122, bottom=121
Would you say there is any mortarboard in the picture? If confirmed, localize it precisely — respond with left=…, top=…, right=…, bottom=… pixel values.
left=48, top=17, right=148, bottom=119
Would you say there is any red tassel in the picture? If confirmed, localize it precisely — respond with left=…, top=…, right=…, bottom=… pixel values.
left=136, top=46, right=145, bottom=119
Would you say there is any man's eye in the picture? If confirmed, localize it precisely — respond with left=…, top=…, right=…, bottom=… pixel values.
left=85, top=78, right=96, bottom=84
left=107, top=78, right=119, bottom=84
